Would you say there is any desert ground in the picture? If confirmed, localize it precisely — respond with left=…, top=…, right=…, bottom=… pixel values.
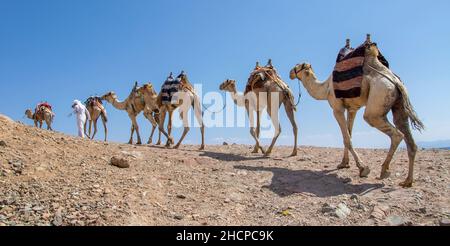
left=0, top=114, right=449, bottom=226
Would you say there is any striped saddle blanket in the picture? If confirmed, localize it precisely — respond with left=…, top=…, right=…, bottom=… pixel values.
left=161, top=78, right=182, bottom=104
left=333, top=43, right=389, bottom=98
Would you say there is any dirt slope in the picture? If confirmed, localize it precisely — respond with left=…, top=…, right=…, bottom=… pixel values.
left=0, top=114, right=449, bottom=226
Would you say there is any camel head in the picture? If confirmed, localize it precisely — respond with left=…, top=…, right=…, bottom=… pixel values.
left=290, top=63, right=314, bottom=81
left=24, top=109, right=33, bottom=119
left=101, top=91, right=117, bottom=103
left=365, top=43, right=380, bottom=58
left=219, top=79, right=237, bottom=92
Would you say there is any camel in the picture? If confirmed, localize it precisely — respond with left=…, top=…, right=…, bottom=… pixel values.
left=150, top=72, right=205, bottom=150
left=25, top=106, right=54, bottom=131
left=101, top=83, right=160, bottom=145
left=84, top=97, right=108, bottom=141
left=219, top=60, right=298, bottom=157
left=289, top=43, right=424, bottom=187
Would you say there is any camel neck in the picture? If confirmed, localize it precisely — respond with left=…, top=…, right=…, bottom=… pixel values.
left=110, top=98, right=128, bottom=110
left=301, top=74, right=330, bottom=101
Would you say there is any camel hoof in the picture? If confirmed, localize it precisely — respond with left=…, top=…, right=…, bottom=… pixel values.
left=337, top=162, right=351, bottom=169
left=378, top=171, right=391, bottom=180
left=147, top=139, right=152, bottom=145
left=399, top=180, right=413, bottom=188
left=263, top=150, right=272, bottom=157
left=289, top=151, right=298, bottom=157
left=251, top=149, right=259, bottom=154
left=156, top=142, right=161, bottom=146
left=136, top=142, right=142, bottom=145
left=359, top=166, right=371, bottom=178
left=173, top=144, right=180, bottom=149
left=199, top=145, right=205, bottom=151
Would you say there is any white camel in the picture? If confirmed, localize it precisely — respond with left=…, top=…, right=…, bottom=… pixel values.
left=290, top=43, right=424, bottom=187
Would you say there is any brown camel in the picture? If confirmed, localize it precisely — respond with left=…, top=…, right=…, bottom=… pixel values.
left=25, top=106, right=54, bottom=131
left=101, top=83, right=159, bottom=145
left=219, top=60, right=298, bottom=156
left=84, top=97, right=108, bottom=141
left=150, top=72, right=205, bottom=150
left=290, top=43, right=424, bottom=187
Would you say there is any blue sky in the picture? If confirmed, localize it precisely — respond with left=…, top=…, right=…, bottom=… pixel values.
left=1, top=0, right=449, bottom=148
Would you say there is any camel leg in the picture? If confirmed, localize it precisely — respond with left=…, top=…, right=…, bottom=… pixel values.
left=193, top=96, right=205, bottom=150
left=264, top=102, right=281, bottom=157
left=156, top=126, right=162, bottom=145
left=39, top=121, right=43, bottom=129
left=174, top=107, right=190, bottom=149
left=334, top=109, right=370, bottom=177
left=34, top=120, right=38, bottom=128
left=91, top=119, right=98, bottom=140
left=393, top=104, right=417, bottom=188
left=364, top=112, right=404, bottom=180
left=338, top=110, right=357, bottom=169
left=246, top=104, right=265, bottom=154
left=88, top=120, right=92, bottom=139
left=147, top=112, right=158, bottom=145
left=284, top=102, right=298, bottom=157
left=157, top=108, right=173, bottom=146
left=166, top=111, right=174, bottom=147
left=132, top=116, right=142, bottom=145
left=101, top=114, right=108, bottom=142
left=252, top=111, right=261, bottom=153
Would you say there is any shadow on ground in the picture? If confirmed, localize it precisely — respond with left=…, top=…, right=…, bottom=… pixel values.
left=235, top=165, right=384, bottom=197
left=199, top=150, right=267, bottom=162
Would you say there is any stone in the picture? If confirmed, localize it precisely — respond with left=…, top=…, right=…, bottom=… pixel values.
left=52, top=209, right=63, bottom=226
left=370, top=204, right=390, bottom=220
left=343, top=178, right=352, bottom=184
left=321, top=203, right=335, bottom=214
left=439, top=218, right=450, bottom=226
left=0, top=140, right=6, bottom=147
left=387, top=215, right=409, bottom=226
left=335, top=203, right=351, bottom=219
left=176, top=194, right=186, bottom=199
left=110, top=157, right=130, bottom=168
left=222, top=142, right=229, bottom=146
left=174, top=214, right=184, bottom=220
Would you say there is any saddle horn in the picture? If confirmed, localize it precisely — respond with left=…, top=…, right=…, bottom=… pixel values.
left=345, top=38, right=351, bottom=48
left=366, top=34, right=372, bottom=43
left=255, top=61, right=260, bottom=69
left=267, top=59, right=273, bottom=67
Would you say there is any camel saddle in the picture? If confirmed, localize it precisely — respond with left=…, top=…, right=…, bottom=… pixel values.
left=36, top=102, right=52, bottom=114
left=333, top=42, right=389, bottom=99
left=245, top=67, right=291, bottom=95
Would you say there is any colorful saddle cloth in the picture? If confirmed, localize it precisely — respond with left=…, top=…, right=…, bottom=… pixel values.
left=161, top=77, right=182, bottom=104
left=333, top=43, right=389, bottom=98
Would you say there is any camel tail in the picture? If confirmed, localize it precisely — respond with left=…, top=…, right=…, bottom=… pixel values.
left=394, top=79, right=425, bottom=131
left=285, top=88, right=297, bottom=112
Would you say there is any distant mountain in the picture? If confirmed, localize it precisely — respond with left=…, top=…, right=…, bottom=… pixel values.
left=417, top=140, right=450, bottom=150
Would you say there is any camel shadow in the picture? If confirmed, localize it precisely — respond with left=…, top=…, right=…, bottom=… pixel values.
left=199, top=150, right=267, bottom=162
left=235, top=165, right=384, bottom=197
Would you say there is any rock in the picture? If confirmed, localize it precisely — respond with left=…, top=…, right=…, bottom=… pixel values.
left=224, top=198, right=231, bottom=203
left=321, top=203, right=335, bottom=214
left=176, top=194, right=186, bottom=199
left=370, top=204, right=390, bottom=220
left=343, top=178, right=352, bottom=184
left=222, top=142, right=229, bottom=146
left=0, top=140, right=6, bottom=147
left=174, top=214, right=184, bottom=220
left=350, top=194, right=358, bottom=200
left=439, top=218, right=450, bottom=226
left=335, top=203, right=351, bottom=219
left=387, top=215, right=410, bottom=226
left=110, top=157, right=129, bottom=168
left=52, top=209, right=63, bottom=226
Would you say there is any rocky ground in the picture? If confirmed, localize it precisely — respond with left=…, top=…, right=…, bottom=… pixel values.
left=0, top=114, right=449, bottom=226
